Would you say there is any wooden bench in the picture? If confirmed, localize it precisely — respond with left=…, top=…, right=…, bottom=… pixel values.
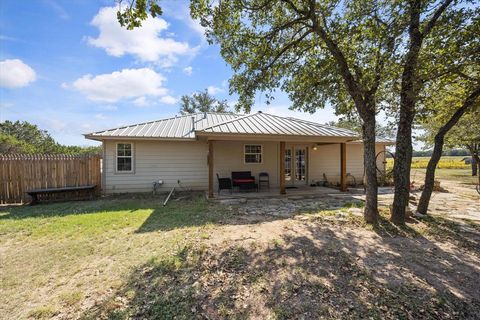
left=26, top=185, right=97, bottom=205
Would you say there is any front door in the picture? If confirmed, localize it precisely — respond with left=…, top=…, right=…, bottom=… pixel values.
left=284, top=146, right=307, bottom=186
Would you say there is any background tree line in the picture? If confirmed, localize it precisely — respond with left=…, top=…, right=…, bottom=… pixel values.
left=0, top=121, right=101, bottom=155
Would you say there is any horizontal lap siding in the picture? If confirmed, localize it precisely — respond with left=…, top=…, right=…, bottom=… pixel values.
left=309, top=144, right=385, bottom=184
left=213, top=141, right=280, bottom=189
left=104, top=140, right=208, bottom=193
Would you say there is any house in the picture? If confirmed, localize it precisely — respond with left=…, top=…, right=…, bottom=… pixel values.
left=84, top=111, right=392, bottom=196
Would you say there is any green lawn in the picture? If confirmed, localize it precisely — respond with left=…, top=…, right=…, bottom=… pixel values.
left=0, top=194, right=229, bottom=319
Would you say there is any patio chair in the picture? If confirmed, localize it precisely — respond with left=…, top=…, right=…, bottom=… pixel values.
left=216, top=174, right=232, bottom=194
left=259, top=172, right=270, bottom=191
left=231, top=171, right=257, bottom=192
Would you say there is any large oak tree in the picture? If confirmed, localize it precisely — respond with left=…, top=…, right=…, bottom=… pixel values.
left=190, top=0, right=406, bottom=223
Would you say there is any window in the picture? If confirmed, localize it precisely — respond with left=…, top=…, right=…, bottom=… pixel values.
left=244, top=144, right=262, bottom=163
left=116, top=143, right=133, bottom=172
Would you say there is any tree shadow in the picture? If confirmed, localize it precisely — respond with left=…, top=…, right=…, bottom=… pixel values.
left=81, top=216, right=480, bottom=320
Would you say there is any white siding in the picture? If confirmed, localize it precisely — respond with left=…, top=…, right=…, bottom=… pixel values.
left=102, top=139, right=387, bottom=193
left=309, top=143, right=385, bottom=184
left=213, top=141, right=280, bottom=189
left=104, top=140, right=208, bottom=193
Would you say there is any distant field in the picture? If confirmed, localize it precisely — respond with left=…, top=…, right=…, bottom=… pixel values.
left=384, top=156, right=476, bottom=185
left=386, top=156, right=470, bottom=170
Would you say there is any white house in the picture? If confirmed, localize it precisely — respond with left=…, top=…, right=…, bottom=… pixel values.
left=85, top=111, right=391, bottom=196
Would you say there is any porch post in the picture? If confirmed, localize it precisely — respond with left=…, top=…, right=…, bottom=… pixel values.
left=340, top=143, right=347, bottom=191
left=208, top=140, right=214, bottom=198
left=280, top=141, right=286, bottom=194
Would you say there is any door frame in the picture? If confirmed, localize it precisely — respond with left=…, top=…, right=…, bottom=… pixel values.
left=284, top=144, right=309, bottom=186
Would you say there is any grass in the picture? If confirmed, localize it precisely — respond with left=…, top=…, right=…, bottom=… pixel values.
left=384, top=156, right=477, bottom=185
left=0, top=193, right=229, bottom=319
left=387, top=156, right=470, bottom=170
left=1, top=191, right=479, bottom=319
left=411, top=168, right=477, bottom=185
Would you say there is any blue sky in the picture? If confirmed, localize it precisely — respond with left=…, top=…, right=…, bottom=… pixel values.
left=1, top=0, right=343, bottom=146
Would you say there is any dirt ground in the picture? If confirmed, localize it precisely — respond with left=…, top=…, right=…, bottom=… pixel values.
left=1, top=174, right=479, bottom=319
left=83, top=177, right=480, bottom=320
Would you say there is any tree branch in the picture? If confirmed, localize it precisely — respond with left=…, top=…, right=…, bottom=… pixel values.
left=421, top=0, right=454, bottom=37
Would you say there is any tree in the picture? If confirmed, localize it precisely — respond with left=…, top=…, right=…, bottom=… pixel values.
left=0, top=133, right=37, bottom=154
left=179, top=89, right=231, bottom=114
left=389, top=0, right=475, bottom=224
left=400, top=4, right=479, bottom=216
left=416, top=80, right=480, bottom=214
left=0, top=120, right=102, bottom=155
left=116, top=0, right=162, bottom=30
left=115, top=0, right=475, bottom=224
left=0, top=120, right=59, bottom=153
left=327, top=115, right=395, bottom=140
left=189, top=0, right=409, bottom=223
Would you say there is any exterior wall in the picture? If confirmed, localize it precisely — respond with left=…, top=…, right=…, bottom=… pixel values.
left=104, top=140, right=208, bottom=193
left=213, top=140, right=280, bottom=189
left=309, top=143, right=386, bottom=185
left=102, top=138, right=388, bottom=193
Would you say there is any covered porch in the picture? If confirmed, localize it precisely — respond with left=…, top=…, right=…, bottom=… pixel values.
left=205, top=137, right=350, bottom=199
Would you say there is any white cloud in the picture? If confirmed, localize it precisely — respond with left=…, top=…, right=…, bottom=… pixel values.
left=159, top=95, right=177, bottom=105
left=133, top=96, right=148, bottom=107
left=87, top=7, right=195, bottom=67
left=207, top=85, right=224, bottom=95
left=67, top=68, right=170, bottom=103
left=0, top=59, right=36, bottom=88
left=183, top=66, right=193, bottom=76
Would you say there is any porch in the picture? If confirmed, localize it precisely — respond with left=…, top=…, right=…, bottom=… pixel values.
left=207, top=139, right=353, bottom=198
left=214, top=185, right=348, bottom=200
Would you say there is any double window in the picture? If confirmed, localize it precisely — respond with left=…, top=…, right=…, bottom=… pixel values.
left=116, top=143, right=133, bottom=172
left=244, top=144, right=262, bottom=164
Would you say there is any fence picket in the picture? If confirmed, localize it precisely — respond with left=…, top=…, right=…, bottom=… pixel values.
left=0, top=154, right=102, bottom=204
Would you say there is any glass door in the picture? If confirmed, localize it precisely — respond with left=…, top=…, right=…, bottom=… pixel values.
left=284, top=146, right=307, bottom=186
left=295, top=147, right=306, bottom=183
left=284, top=148, right=292, bottom=184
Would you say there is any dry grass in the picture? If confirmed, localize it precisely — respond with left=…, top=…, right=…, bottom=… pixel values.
left=1, top=193, right=479, bottom=319
left=386, top=156, right=470, bottom=170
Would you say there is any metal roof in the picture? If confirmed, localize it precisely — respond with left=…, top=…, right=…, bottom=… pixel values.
left=85, top=113, right=240, bottom=140
left=350, top=137, right=395, bottom=144
left=85, top=111, right=359, bottom=140
left=198, top=112, right=358, bottom=137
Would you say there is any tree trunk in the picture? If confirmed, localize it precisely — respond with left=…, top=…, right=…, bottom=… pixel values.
left=391, top=0, right=422, bottom=225
left=417, top=137, right=444, bottom=214
left=472, top=156, right=477, bottom=176
left=361, top=113, right=379, bottom=223
left=417, top=88, right=480, bottom=215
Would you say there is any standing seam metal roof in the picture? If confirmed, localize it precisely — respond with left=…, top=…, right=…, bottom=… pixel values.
left=198, top=112, right=358, bottom=137
left=84, top=112, right=359, bottom=139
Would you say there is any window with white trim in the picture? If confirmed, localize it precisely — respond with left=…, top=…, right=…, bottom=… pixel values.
left=116, top=143, right=133, bottom=172
left=244, top=144, right=262, bottom=163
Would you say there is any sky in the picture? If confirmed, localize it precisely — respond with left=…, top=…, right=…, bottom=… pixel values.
left=1, top=0, right=363, bottom=147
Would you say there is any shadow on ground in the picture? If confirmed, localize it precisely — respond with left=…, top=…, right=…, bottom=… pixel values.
left=81, top=214, right=480, bottom=320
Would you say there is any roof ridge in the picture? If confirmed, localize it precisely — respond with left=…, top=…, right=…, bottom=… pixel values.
left=85, top=112, right=243, bottom=136
left=285, top=117, right=359, bottom=135
left=196, top=112, right=259, bottom=132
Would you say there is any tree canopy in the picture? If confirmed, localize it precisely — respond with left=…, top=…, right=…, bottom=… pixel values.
left=179, top=89, right=231, bottom=115
left=0, top=120, right=101, bottom=155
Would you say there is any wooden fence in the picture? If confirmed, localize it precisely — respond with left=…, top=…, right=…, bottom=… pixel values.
left=0, top=154, right=101, bottom=204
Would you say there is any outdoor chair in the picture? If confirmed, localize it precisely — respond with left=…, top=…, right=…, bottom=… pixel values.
left=231, top=171, right=257, bottom=192
left=216, top=174, right=232, bottom=194
left=259, top=172, right=270, bottom=191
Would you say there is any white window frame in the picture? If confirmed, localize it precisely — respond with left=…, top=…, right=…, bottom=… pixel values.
left=244, top=144, right=263, bottom=164
left=115, top=142, right=134, bottom=174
